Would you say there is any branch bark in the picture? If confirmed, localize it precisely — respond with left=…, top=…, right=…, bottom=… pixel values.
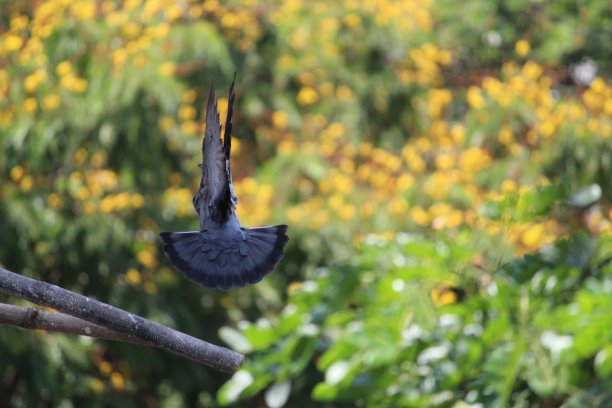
left=0, top=302, right=152, bottom=346
left=0, top=267, right=244, bottom=373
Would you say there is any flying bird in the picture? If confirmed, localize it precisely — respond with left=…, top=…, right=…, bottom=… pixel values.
left=160, top=80, right=288, bottom=289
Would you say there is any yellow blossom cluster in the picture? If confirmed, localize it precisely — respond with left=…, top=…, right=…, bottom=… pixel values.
left=0, top=0, right=211, bottom=126
left=66, top=155, right=144, bottom=215
left=200, top=0, right=264, bottom=52
left=468, top=61, right=611, bottom=145
left=232, top=57, right=611, bottom=254
left=234, top=177, right=276, bottom=227
left=92, top=351, right=133, bottom=392
left=162, top=187, right=194, bottom=217
left=1, top=0, right=609, bottom=261
left=400, top=43, right=453, bottom=86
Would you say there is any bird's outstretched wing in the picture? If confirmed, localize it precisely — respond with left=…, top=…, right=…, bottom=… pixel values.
left=192, top=80, right=237, bottom=229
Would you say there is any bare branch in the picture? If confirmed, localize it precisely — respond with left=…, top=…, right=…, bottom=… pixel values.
left=0, top=302, right=152, bottom=346
left=0, top=267, right=244, bottom=373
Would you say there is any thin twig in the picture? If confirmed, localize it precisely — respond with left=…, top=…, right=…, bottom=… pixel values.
left=0, top=267, right=244, bottom=373
left=0, top=302, right=152, bottom=346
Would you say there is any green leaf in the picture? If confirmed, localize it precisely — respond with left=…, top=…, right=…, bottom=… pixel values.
left=311, top=383, right=339, bottom=401
left=217, top=370, right=255, bottom=405
left=264, top=381, right=291, bottom=408
left=219, top=327, right=253, bottom=354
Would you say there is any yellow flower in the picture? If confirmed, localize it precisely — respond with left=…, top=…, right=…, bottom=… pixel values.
left=522, top=61, right=543, bottom=80
left=338, top=204, right=356, bottom=220
left=137, top=248, right=157, bottom=268
left=122, top=21, right=141, bottom=38
left=278, top=54, right=295, bottom=69
left=396, top=174, right=414, bottom=191
left=498, top=126, right=514, bottom=145
left=61, top=76, right=87, bottom=93
left=90, top=378, right=104, bottom=393
left=110, top=372, right=125, bottom=391
left=428, top=88, right=452, bottom=118
left=515, top=39, right=531, bottom=57
left=402, top=146, right=427, bottom=173
left=24, top=98, right=37, bottom=113
left=344, top=13, right=361, bottom=28
left=112, top=49, right=128, bottom=67
left=123, top=0, right=141, bottom=12
left=10, top=165, right=24, bottom=182
left=435, top=153, right=454, bottom=170
left=180, top=120, right=197, bottom=135
left=298, top=71, right=316, bottom=85
left=459, top=147, right=492, bottom=174
left=328, top=194, right=344, bottom=211
left=131, top=194, right=144, bottom=208
left=521, top=223, right=545, bottom=249
left=144, top=280, right=157, bottom=295
left=538, top=119, right=556, bottom=138
left=501, top=179, right=518, bottom=193
left=431, top=284, right=464, bottom=306
left=98, top=361, right=112, bottom=376
left=370, top=171, right=390, bottom=189
left=69, top=1, right=96, bottom=20
left=4, top=34, right=23, bottom=51
left=159, top=62, right=175, bottom=76
left=10, top=15, right=29, bottom=30
left=272, top=111, right=289, bottom=129
left=24, top=70, right=47, bottom=93
left=182, top=89, right=197, bottom=103
left=467, top=86, right=485, bottom=110
left=336, top=85, right=353, bottom=102
left=423, top=172, right=452, bottom=199
left=48, top=193, right=63, bottom=210
left=340, top=158, right=355, bottom=174
left=259, top=184, right=273, bottom=200
left=99, top=196, right=114, bottom=213
left=165, top=4, right=183, bottom=21
left=410, top=206, right=430, bottom=226
left=389, top=198, right=408, bottom=216
left=450, top=124, right=465, bottom=144
left=326, top=122, right=345, bottom=139
left=286, top=281, right=302, bottom=296
left=297, top=87, right=318, bottom=105
left=447, top=210, right=463, bottom=228
left=278, top=140, right=296, bottom=155
left=159, top=116, right=175, bottom=132
left=42, top=94, right=60, bottom=111
left=56, top=61, right=73, bottom=76
left=179, top=105, right=196, bottom=121
left=126, top=268, right=141, bottom=285
left=238, top=177, right=257, bottom=195
left=333, top=172, right=354, bottom=194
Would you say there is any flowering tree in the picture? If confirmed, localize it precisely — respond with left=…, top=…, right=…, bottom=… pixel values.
left=0, top=0, right=610, bottom=406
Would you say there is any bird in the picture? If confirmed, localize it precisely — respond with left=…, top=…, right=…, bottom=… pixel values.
left=160, top=79, right=288, bottom=290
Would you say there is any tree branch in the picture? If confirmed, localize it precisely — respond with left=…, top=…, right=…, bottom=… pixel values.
left=0, top=302, right=152, bottom=346
left=0, top=267, right=244, bottom=373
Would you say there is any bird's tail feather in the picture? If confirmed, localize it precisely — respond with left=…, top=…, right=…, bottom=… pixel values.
left=160, top=225, right=288, bottom=290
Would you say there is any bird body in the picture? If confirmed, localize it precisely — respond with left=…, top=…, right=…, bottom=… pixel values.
left=160, top=80, right=288, bottom=290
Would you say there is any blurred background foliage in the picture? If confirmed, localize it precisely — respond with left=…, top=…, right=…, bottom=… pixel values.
left=0, top=0, right=610, bottom=407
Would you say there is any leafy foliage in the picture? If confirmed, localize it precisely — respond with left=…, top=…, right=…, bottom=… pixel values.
left=0, top=0, right=610, bottom=407
left=220, top=231, right=612, bottom=407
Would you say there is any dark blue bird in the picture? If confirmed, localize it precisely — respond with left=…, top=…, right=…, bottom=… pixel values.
left=160, top=80, right=288, bottom=290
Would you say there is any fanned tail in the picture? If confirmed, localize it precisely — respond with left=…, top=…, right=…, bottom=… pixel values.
left=159, top=225, right=288, bottom=290
left=241, top=225, right=288, bottom=284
